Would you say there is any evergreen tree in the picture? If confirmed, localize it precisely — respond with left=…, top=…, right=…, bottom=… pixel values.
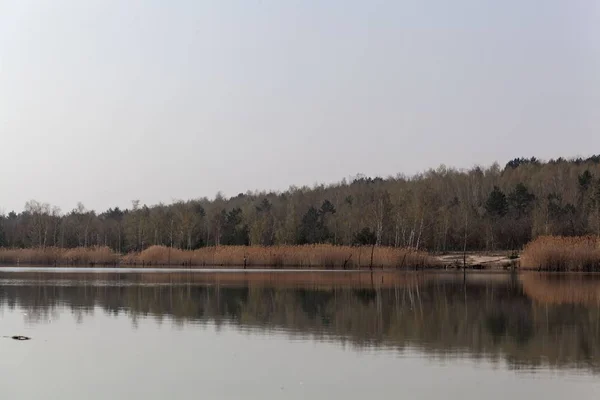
left=352, top=227, right=377, bottom=246
left=221, top=208, right=249, bottom=245
left=485, top=187, right=508, bottom=218
left=299, top=207, right=324, bottom=244
left=508, top=183, right=535, bottom=217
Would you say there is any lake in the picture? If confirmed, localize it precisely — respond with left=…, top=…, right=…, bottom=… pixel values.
left=1, top=269, right=600, bottom=399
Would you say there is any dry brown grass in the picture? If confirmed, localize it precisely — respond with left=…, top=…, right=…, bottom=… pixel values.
left=123, top=245, right=437, bottom=269
left=0, top=246, right=119, bottom=266
left=520, top=236, right=600, bottom=271
left=0, top=245, right=436, bottom=269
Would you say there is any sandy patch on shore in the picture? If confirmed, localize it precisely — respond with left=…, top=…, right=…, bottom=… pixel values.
left=436, top=253, right=517, bottom=269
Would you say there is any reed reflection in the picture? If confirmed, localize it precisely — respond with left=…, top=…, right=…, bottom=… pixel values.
left=1, top=271, right=599, bottom=372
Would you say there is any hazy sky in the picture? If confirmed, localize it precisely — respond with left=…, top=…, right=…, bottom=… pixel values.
left=1, top=0, right=599, bottom=213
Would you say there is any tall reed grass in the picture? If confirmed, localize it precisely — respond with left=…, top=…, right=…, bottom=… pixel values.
left=520, top=236, right=600, bottom=271
left=123, top=244, right=436, bottom=269
left=0, top=245, right=436, bottom=269
left=0, top=246, right=119, bottom=266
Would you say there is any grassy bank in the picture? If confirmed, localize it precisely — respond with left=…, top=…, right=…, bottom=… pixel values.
left=520, top=236, right=600, bottom=271
left=0, top=246, right=119, bottom=266
left=0, top=245, right=437, bottom=269
left=123, top=244, right=436, bottom=269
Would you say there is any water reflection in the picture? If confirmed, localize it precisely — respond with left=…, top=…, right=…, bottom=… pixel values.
left=1, top=270, right=599, bottom=372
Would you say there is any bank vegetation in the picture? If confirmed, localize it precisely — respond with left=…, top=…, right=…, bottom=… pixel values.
left=0, top=245, right=436, bottom=269
left=1, top=155, right=599, bottom=256
left=0, top=155, right=600, bottom=265
left=521, top=236, right=600, bottom=271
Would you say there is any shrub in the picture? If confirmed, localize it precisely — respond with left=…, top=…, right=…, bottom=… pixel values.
left=520, top=236, right=600, bottom=271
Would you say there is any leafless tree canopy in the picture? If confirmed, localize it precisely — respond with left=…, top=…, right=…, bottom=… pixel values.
left=1, top=156, right=599, bottom=252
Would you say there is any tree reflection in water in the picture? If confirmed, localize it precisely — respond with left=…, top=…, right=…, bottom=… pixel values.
left=1, top=270, right=599, bottom=372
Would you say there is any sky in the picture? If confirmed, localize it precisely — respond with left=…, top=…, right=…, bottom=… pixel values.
left=0, top=0, right=599, bottom=213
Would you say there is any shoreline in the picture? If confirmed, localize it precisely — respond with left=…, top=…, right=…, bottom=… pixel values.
left=0, top=244, right=435, bottom=269
left=434, top=253, right=519, bottom=270
left=1, top=236, right=598, bottom=271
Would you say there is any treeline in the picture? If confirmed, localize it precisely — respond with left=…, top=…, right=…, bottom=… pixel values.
left=1, top=155, right=600, bottom=252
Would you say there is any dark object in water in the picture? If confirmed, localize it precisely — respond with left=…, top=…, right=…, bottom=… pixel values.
left=11, top=336, right=31, bottom=341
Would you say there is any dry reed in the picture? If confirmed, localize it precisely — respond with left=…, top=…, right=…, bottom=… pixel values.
left=520, top=236, right=600, bottom=271
left=0, top=245, right=436, bottom=269
left=0, top=246, right=119, bottom=266
left=123, top=244, right=436, bottom=269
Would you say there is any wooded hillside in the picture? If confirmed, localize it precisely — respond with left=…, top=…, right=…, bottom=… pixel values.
left=2, top=155, right=599, bottom=252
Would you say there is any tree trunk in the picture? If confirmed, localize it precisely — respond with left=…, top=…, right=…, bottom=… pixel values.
left=443, top=215, right=449, bottom=252
left=463, top=212, right=468, bottom=269
left=415, top=216, right=424, bottom=250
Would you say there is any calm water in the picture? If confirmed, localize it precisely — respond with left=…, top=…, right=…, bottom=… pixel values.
left=1, top=269, right=600, bottom=399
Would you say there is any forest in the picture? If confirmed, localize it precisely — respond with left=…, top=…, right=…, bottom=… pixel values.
left=1, top=155, right=599, bottom=253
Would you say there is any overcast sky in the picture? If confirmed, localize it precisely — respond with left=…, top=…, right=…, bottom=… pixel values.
left=1, top=0, right=598, bottom=213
